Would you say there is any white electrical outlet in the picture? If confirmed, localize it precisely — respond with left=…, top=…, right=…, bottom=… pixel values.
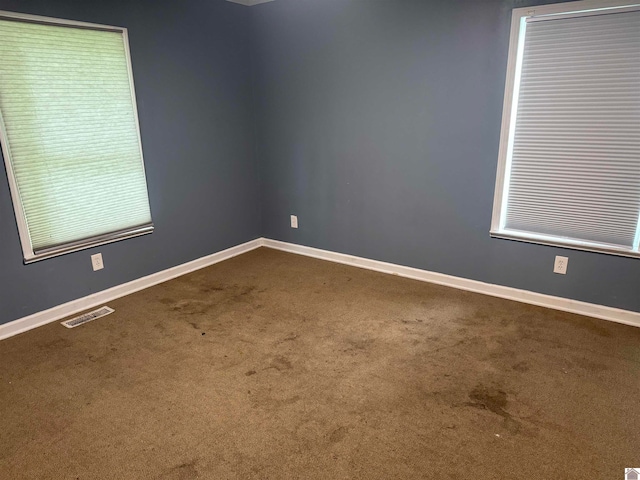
left=553, top=255, right=568, bottom=275
left=290, top=215, right=298, bottom=229
left=91, top=253, right=104, bottom=271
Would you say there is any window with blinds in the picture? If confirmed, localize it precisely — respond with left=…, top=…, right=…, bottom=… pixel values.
left=0, top=11, right=152, bottom=263
left=491, top=0, right=640, bottom=258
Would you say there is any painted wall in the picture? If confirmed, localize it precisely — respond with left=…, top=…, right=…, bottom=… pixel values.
left=252, top=0, right=640, bottom=313
left=0, top=0, right=260, bottom=325
left=2, top=0, right=638, bottom=327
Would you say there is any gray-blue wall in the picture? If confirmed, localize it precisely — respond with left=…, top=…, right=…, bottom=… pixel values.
left=252, top=0, right=640, bottom=313
left=0, top=0, right=260, bottom=325
left=2, top=0, right=638, bottom=328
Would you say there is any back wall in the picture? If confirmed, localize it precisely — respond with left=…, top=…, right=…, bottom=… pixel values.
left=252, top=0, right=640, bottom=313
left=2, top=0, right=637, bottom=328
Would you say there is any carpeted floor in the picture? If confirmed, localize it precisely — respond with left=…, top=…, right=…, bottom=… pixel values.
left=1, top=247, right=639, bottom=479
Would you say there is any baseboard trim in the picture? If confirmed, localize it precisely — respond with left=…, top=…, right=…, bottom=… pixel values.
left=262, top=238, right=640, bottom=329
left=4, top=236, right=638, bottom=341
left=0, top=238, right=264, bottom=341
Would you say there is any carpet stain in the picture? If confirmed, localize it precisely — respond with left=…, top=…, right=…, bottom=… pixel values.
left=159, top=459, right=198, bottom=480
left=401, top=318, right=425, bottom=325
left=466, top=385, right=533, bottom=436
left=269, top=355, right=293, bottom=371
left=327, top=426, right=349, bottom=444
left=199, top=285, right=225, bottom=294
left=467, top=385, right=509, bottom=418
left=238, top=285, right=256, bottom=296
left=170, top=299, right=212, bottom=316
left=275, top=333, right=299, bottom=345
left=512, top=361, right=530, bottom=372
left=37, top=338, right=72, bottom=350
left=345, top=337, right=375, bottom=352
left=573, top=357, right=610, bottom=372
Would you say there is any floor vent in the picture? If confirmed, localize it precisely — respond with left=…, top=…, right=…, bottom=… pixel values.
left=61, top=306, right=114, bottom=329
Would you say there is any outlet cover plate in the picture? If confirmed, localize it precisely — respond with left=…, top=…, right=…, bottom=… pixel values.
left=290, top=215, right=298, bottom=229
left=553, top=255, right=568, bottom=275
left=91, top=253, right=104, bottom=271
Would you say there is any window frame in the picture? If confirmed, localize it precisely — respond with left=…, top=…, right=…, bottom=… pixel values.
left=490, top=0, right=640, bottom=259
left=0, top=10, right=153, bottom=264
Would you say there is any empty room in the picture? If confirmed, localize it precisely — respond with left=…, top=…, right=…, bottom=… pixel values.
left=1, top=0, right=639, bottom=478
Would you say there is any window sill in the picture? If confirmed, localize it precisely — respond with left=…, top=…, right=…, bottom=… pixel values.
left=24, top=225, right=154, bottom=264
left=490, top=229, right=640, bottom=259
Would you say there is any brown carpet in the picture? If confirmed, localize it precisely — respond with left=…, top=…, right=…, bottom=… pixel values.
left=1, top=247, right=639, bottom=479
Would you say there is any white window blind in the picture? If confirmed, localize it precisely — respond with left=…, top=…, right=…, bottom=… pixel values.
left=0, top=12, right=152, bottom=263
left=491, top=1, right=640, bottom=258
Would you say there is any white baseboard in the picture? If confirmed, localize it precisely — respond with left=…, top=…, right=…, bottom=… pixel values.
left=4, top=236, right=638, bottom=342
left=0, top=238, right=264, bottom=341
left=262, top=238, right=640, bottom=329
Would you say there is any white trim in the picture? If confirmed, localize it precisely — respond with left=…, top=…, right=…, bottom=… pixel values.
left=518, top=0, right=640, bottom=18
left=226, top=0, right=275, bottom=6
left=491, top=229, right=640, bottom=259
left=262, top=239, right=640, bottom=329
left=490, top=5, right=522, bottom=233
left=526, top=4, right=640, bottom=21
left=3, top=236, right=639, bottom=342
left=0, top=238, right=263, bottom=341
left=0, top=9, right=124, bottom=31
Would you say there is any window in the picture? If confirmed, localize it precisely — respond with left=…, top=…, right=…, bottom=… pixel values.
left=491, top=0, right=640, bottom=258
left=0, top=11, right=152, bottom=263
